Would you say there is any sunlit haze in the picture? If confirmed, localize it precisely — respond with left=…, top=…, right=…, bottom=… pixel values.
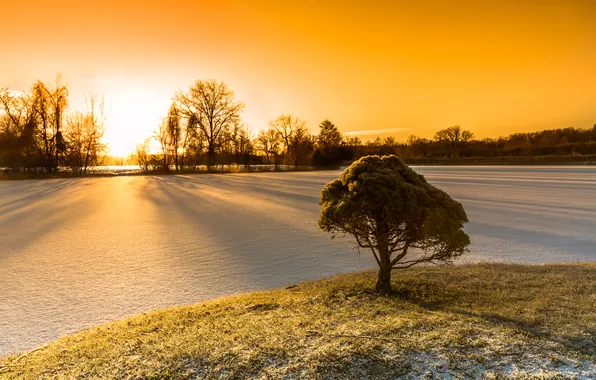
left=2, top=0, right=595, bottom=156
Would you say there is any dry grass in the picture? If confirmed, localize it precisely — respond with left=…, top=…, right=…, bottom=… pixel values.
left=1, top=263, right=595, bottom=379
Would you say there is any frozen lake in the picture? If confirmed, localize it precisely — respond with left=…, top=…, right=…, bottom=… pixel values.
left=1, top=166, right=595, bottom=356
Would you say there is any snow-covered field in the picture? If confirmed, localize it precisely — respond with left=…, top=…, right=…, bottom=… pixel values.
left=0, top=166, right=595, bottom=356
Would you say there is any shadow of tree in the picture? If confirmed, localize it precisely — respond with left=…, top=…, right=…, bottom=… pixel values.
left=391, top=278, right=596, bottom=357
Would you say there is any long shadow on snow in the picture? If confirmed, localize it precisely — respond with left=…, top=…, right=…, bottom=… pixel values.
left=0, top=179, right=80, bottom=215
left=466, top=221, right=596, bottom=259
left=172, top=174, right=321, bottom=213
left=392, top=270, right=596, bottom=357
left=426, top=175, right=596, bottom=189
left=137, top=175, right=368, bottom=292
left=0, top=180, right=97, bottom=256
left=141, top=175, right=319, bottom=238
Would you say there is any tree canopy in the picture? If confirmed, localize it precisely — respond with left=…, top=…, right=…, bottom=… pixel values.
left=5, top=75, right=596, bottom=175
left=269, top=114, right=305, bottom=156
left=318, top=119, right=342, bottom=150
left=319, top=155, right=470, bottom=293
left=0, top=76, right=106, bottom=174
left=434, top=125, right=474, bottom=157
left=175, top=80, right=244, bottom=169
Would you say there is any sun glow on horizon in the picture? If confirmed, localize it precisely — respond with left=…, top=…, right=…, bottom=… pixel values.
left=2, top=0, right=595, bottom=156
left=100, top=83, right=172, bottom=157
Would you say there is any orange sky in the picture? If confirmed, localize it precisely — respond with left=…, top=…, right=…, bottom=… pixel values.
left=2, top=0, right=595, bottom=155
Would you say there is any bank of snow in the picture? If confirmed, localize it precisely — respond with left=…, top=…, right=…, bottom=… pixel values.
left=1, top=263, right=595, bottom=379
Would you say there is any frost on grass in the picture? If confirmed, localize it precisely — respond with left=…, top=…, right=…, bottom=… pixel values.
left=402, top=337, right=596, bottom=379
left=2, top=263, right=595, bottom=379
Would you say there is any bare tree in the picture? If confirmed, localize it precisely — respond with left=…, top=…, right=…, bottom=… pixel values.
left=166, top=103, right=182, bottom=172
left=135, top=138, right=152, bottom=173
left=30, top=77, right=69, bottom=173
left=49, top=77, right=69, bottom=170
left=0, top=89, right=37, bottom=171
left=175, top=80, right=244, bottom=171
left=185, top=121, right=206, bottom=169
left=407, top=135, right=430, bottom=158
left=344, top=136, right=361, bottom=146
left=270, top=114, right=305, bottom=159
left=256, top=127, right=281, bottom=168
left=154, top=119, right=172, bottom=173
left=63, top=96, right=106, bottom=175
left=232, top=124, right=254, bottom=170
left=383, top=136, right=397, bottom=147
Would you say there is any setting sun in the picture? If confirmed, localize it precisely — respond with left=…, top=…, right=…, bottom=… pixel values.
left=1, top=0, right=595, bottom=156
left=98, top=80, right=172, bottom=156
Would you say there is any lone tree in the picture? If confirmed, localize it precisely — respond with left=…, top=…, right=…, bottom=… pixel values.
left=319, top=155, right=470, bottom=293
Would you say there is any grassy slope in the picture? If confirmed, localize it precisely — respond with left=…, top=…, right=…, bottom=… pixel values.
left=1, top=263, right=595, bottom=379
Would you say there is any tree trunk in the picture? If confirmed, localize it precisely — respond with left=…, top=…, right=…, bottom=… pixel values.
left=375, top=263, right=392, bottom=294
left=207, top=144, right=215, bottom=172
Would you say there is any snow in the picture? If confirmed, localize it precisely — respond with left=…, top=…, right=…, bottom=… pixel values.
left=1, top=166, right=595, bottom=356
left=403, top=349, right=596, bottom=379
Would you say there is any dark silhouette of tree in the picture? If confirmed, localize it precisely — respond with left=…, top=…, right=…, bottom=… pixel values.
left=31, top=77, right=69, bottom=173
left=383, top=136, right=397, bottom=147
left=0, top=89, right=36, bottom=171
left=256, top=128, right=281, bottom=169
left=344, top=136, right=361, bottom=146
left=154, top=119, right=172, bottom=172
left=152, top=102, right=196, bottom=173
left=50, top=78, right=69, bottom=171
left=288, top=126, right=315, bottom=169
left=135, top=139, right=152, bottom=173
left=185, top=122, right=206, bottom=168
left=313, top=119, right=344, bottom=167
left=319, top=155, right=470, bottom=293
left=175, top=80, right=244, bottom=171
left=407, top=135, right=431, bottom=158
left=434, top=125, right=474, bottom=157
left=63, top=96, right=106, bottom=175
left=270, top=114, right=305, bottom=160
left=234, top=125, right=254, bottom=170
left=318, top=119, right=342, bottom=150
left=367, top=137, right=383, bottom=148
left=0, top=76, right=69, bottom=174
left=166, top=103, right=182, bottom=172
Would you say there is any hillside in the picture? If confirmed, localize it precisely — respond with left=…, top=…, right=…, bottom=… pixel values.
left=1, top=263, right=595, bottom=379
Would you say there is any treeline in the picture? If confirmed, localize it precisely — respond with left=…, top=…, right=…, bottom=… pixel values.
left=133, top=80, right=326, bottom=173
left=318, top=125, right=596, bottom=165
left=0, top=76, right=106, bottom=175
left=3, top=77, right=595, bottom=176
left=137, top=79, right=596, bottom=171
left=401, top=125, right=596, bottom=159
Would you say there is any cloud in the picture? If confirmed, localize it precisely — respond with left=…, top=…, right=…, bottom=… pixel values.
left=344, top=127, right=412, bottom=136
